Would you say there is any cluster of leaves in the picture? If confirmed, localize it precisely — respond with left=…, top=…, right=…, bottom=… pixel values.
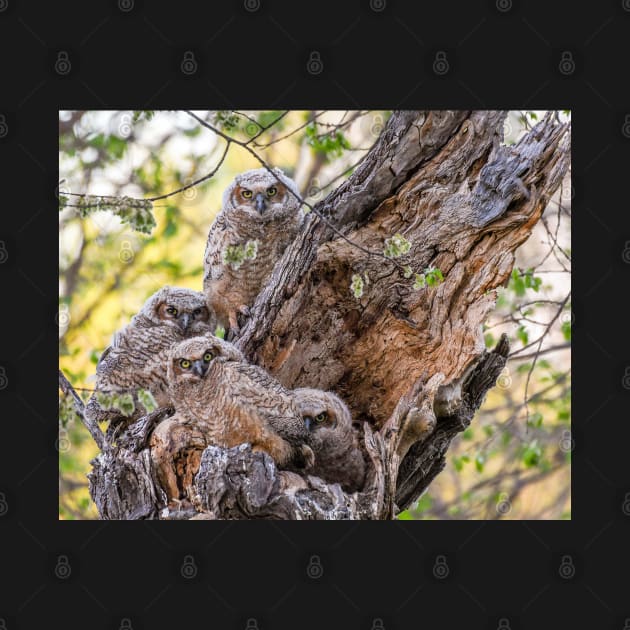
left=350, top=273, right=367, bottom=299
left=222, top=240, right=259, bottom=270
left=213, top=110, right=240, bottom=132
left=508, top=267, right=542, bottom=296
left=408, top=266, right=444, bottom=289
left=305, top=122, right=350, bottom=160
left=132, top=111, right=155, bottom=123
left=60, top=195, right=157, bottom=235
left=58, top=392, right=81, bottom=428
left=350, top=233, right=445, bottom=299
left=213, top=110, right=287, bottom=140
left=384, top=233, right=412, bottom=258
left=95, top=388, right=157, bottom=417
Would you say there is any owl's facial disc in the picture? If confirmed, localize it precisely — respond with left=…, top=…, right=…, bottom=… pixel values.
left=175, top=355, right=209, bottom=380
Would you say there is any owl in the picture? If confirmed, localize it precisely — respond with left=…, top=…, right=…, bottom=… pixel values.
left=85, top=286, right=215, bottom=425
left=203, top=167, right=303, bottom=333
left=157, top=335, right=313, bottom=481
left=293, top=388, right=366, bottom=493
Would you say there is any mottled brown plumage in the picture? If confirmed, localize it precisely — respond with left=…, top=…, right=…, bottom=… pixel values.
left=203, top=167, right=303, bottom=333
left=150, top=335, right=313, bottom=505
left=169, top=336, right=311, bottom=460
left=85, top=286, right=215, bottom=425
left=294, top=388, right=366, bottom=493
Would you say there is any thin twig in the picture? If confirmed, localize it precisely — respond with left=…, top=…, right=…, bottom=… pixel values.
left=510, top=342, right=570, bottom=361
left=146, top=142, right=230, bottom=202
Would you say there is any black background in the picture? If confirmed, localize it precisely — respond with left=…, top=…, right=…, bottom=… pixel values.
left=0, top=0, right=628, bottom=628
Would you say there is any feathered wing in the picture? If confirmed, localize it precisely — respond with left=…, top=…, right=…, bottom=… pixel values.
left=203, top=212, right=229, bottom=284
left=87, top=320, right=175, bottom=424
left=227, top=361, right=309, bottom=447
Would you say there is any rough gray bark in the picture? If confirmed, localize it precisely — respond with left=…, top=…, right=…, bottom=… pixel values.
left=79, top=110, right=571, bottom=520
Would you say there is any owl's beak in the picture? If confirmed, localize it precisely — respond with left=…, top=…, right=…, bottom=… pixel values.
left=254, top=192, right=267, bottom=214
left=192, top=360, right=208, bottom=377
left=303, top=416, right=313, bottom=431
left=178, top=313, right=191, bottom=333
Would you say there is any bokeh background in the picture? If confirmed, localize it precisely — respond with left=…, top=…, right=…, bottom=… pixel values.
left=59, top=110, right=571, bottom=520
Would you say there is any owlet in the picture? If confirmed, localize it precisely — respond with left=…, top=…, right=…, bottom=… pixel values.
left=294, top=388, right=366, bottom=493
left=162, top=334, right=313, bottom=468
left=85, top=286, right=215, bottom=425
left=203, top=167, right=303, bottom=333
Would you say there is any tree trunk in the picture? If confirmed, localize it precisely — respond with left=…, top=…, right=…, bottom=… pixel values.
left=83, top=110, right=570, bottom=520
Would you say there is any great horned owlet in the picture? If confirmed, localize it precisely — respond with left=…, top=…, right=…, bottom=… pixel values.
left=203, top=167, right=303, bottom=333
left=85, top=286, right=215, bottom=425
left=294, top=388, right=366, bottom=493
left=158, top=334, right=313, bottom=472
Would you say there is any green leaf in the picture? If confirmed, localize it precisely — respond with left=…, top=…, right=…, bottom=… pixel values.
left=415, top=493, right=433, bottom=512
left=222, top=240, right=258, bottom=270
left=383, top=233, right=412, bottom=258
left=214, top=325, right=226, bottom=340
left=454, top=455, right=470, bottom=472
left=257, top=110, right=285, bottom=130
left=561, top=320, right=571, bottom=341
left=526, top=412, right=543, bottom=428
left=132, top=110, right=155, bottom=123
left=557, top=409, right=570, bottom=422
left=305, top=123, right=351, bottom=160
left=137, top=389, right=157, bottom=414
left=111, top=392, right=135, bottom=417
left=95, top=392, right=114, bottom=410
left=509, top=268, right=526, bottom=296
left=522, top=441, right=542, bottom=467
left=213, top=111, right=240, bottom=131
left=413, top=273, right=426, bottom=290
left=107, top=135, right=127, bottom=159
left=350, top=274, right=364, bottom=299
left=516, top=325, right=529, bottom=345
left=475, top=453, right=485, bottom=472
left=425, top=266, right=444, bottom=287
left=509, top=268, right=542, bottom=296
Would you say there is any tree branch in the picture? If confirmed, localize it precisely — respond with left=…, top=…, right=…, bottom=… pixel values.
left=58, top=369, right=104, bottom=451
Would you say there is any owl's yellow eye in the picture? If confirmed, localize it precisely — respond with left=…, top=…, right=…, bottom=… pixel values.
left=203, top=351, right=214, bottom=362
left=315, top=412, right=327, bottom=423
left=242, top=189, right=253, bottom=199
left=267, top=186, right=277, bottom=197
left=166, top=306, right=178, bottom=316
left=180, top=359, right=191, bottom=369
